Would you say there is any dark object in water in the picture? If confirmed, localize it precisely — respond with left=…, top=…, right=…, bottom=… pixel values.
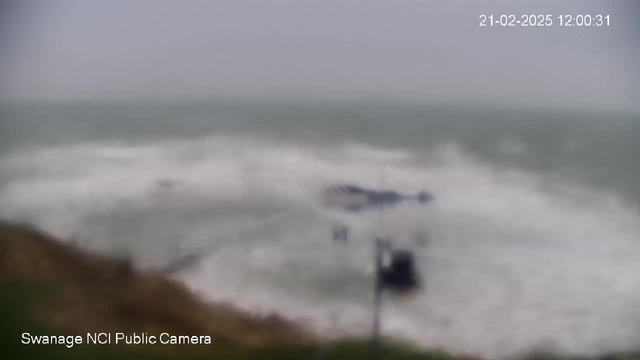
left=378, top=249, right=419, bottom=292
left=159, top=253, right=203, bottom=275
left=323, top=184, right=434, bottom=212
left=332, top=224, right=349, bottom=242
left=156, top=178, right=178, bottom=189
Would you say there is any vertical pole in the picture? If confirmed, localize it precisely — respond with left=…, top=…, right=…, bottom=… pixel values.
left=374, top=166, right=386, bottom=360
left=372, top=237, right=384, bottom=360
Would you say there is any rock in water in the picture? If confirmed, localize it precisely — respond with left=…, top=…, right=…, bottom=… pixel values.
left=378, top=249, right=419, bottom=292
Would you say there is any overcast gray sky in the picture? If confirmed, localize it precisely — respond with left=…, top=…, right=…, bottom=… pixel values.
left=1, top=0, right=639, bottom=114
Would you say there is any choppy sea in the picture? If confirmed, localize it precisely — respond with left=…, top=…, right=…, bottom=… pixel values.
left=2, top=100, right=640, bottom=358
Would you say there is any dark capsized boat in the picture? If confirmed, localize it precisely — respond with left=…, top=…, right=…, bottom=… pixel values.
left=322, top=184, right=434, bottom=212
left=322, top=184, right=434, bottom=242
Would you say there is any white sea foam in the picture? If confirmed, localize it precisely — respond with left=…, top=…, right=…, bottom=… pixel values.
left=1, top=135, right=640, bottom=359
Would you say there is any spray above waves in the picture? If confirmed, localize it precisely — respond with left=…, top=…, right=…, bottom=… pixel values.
left=1, top=136, right=640, bottom=359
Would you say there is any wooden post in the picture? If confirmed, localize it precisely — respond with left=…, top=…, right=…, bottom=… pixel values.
left=372, top=237, right=386, bottom=360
